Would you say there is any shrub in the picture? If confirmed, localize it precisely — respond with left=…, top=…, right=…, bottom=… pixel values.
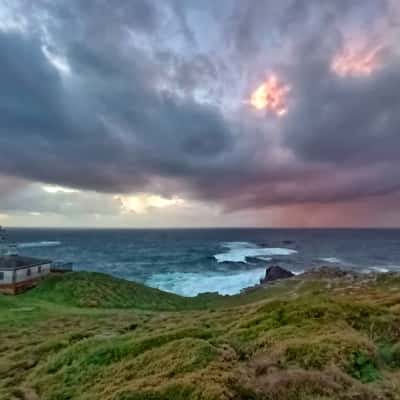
left=347, top=351, right=380, bottom=383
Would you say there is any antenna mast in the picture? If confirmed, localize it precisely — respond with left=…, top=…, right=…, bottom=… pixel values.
left=0, top=227, right=17, bottom=256
left=0, top=226, right=6, bottom=256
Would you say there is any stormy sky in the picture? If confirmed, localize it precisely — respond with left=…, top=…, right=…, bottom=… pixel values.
left=1, top=0, right=400, bottom=227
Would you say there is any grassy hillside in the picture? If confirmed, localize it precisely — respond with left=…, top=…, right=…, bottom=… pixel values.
left=21, top=272, right=211, bottom=310
left=1, top=271, right=400, bottom=399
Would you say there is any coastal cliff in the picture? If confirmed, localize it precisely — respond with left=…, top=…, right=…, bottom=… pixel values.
left=1, top=268, right=400, bottom=399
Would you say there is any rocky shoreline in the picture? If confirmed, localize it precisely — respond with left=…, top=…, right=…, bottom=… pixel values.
left=243, top=264, right=400, bottom=294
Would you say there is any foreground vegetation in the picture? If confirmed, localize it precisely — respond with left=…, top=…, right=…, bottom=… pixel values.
left=1, top=269, right=400, bottom=399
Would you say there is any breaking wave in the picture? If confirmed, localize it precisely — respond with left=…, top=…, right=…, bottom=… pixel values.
left=367, top=265, right=400, bottom=273
left=146, top=268, right=267, bottom=296
left=320, top=257, right=342, bottom=264
left=214, top=241, right=297, bottom=263
left=18, top=241, right=61, bottom=248
left=370, top=266, right=389, bottom=273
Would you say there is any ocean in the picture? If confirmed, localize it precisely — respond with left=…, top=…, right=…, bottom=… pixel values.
left=7, top=228, right=400, bottom=296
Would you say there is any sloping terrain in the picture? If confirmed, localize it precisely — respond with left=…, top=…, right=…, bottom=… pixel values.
left=1, top=270, right=400, bottom=399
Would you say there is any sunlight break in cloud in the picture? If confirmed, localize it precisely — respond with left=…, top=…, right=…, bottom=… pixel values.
left=250, top=75, right=290, bottom=117
left=41, top=45, right=71, bottom=76
left=115, top=194, right=185, bottom=214
left=331, top=43, right=383, bottom=77
left=42, top=185, right=79, bottom=194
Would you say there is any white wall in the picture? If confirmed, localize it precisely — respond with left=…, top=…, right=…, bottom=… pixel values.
left=13, top=263, right=51, bottom=283
left=0, top=270, right=14, bottom=284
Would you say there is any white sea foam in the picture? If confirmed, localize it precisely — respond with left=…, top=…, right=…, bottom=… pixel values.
left=377, top=265, right=400, bottom=271
left=146, top=268, right=269, bottom=296
left=370, top=266, right=389, bottom=273
left=362, top=265, right=400, bottom=274
left=214, top=241, right=297, bottom=263
left=369, top=265, right=400, bottom=273
left=18, top=241, right=61, bottom=248
left=256, top=256, right=272, bottom=261
left=320, top=257, right=342, bottom=264
left=383, top=265, right=400, bottom=271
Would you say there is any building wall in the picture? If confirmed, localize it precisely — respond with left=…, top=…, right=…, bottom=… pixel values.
left=14, top=263, right=51, bottom=283
left=0, top=263, right=51, bottom=285
left=0, top=270, right=14, bottom=284
left=0, top=263, right=51, bottom=294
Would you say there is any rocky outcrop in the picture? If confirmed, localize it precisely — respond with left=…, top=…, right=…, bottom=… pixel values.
left=301, top=266, right=354, bottom=279
left=260, top=265, right=294, bottom=283
left=282, top=240, right=295, bottom=245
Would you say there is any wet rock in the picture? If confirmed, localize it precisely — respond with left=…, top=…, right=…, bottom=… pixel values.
left=260, top=265, right=294, bottom=283
left=282, top=240, right=295, bottom=245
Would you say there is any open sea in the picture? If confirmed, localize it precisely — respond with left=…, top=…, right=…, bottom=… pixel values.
left=7, top=228, right=400, bottom=296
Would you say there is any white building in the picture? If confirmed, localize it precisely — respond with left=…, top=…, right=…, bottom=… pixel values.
left=0, top=256, right=51, bottom=294
left=0, top=227, right=51, bottom=294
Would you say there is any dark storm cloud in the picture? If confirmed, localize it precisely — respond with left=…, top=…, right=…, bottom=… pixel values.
left=284, top=62, right=400, bottom=165
left=0, top=16, right=233, bottom=193
left=1, top=0, right=400, bottom=219
left=214, top=0, right=400, bottom=211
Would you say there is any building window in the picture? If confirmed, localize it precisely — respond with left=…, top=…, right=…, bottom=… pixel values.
left=0, top=272, right=3, bottom=281
left=27, top=268, right=31, bottom=277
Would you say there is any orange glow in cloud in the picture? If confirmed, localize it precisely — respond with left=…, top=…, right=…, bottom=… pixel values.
left=250, top=75, right=290, bottom=116
left=332, top=44, right=382, bottom=77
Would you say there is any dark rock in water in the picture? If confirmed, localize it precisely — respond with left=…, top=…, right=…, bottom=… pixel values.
left=261, top=265, right=294, bottom=283
left=282, top=240, right=295, bottom=245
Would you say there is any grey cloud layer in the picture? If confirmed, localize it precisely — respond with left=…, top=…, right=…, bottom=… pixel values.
left=1, top=0, right=400, bottom=216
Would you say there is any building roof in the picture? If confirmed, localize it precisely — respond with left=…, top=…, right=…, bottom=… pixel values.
left=0, top=255, right=50, bottom=271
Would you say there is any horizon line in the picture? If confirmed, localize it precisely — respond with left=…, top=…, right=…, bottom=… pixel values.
left=5, top=226, right=400, bottom=230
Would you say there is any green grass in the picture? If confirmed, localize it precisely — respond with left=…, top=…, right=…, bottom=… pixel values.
left=1, top=271, right=400, bottom=399
left=21, top=272, right=207, bottom=310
